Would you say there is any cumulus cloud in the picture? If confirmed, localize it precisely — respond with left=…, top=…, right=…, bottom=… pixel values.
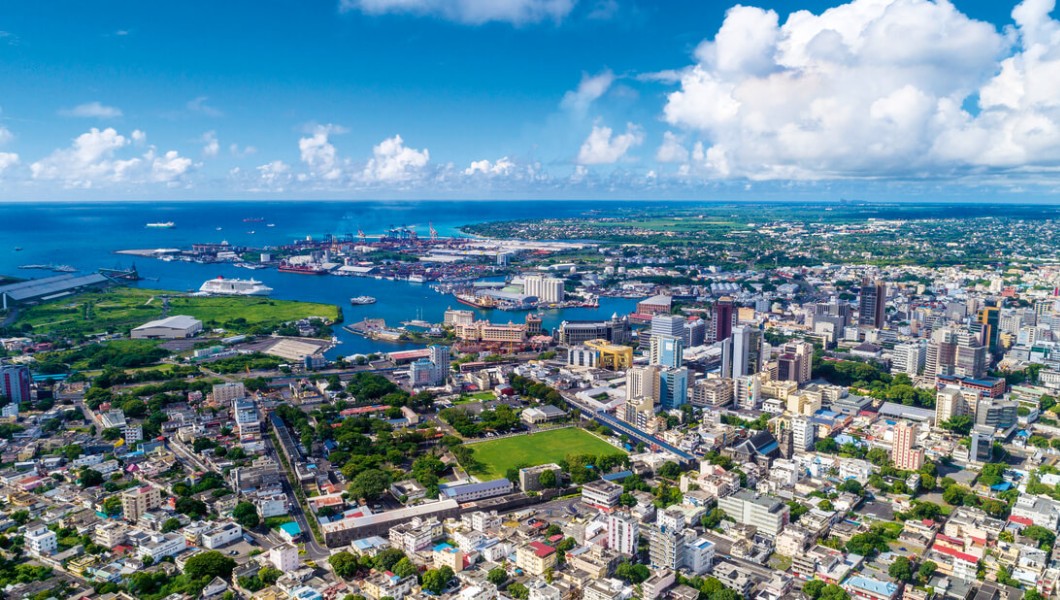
left=561, top=70, right=614, bottom=114
left=255, top=160, right=293, bottom=191
left=0, top=125, right=12, bottom=146
left=0, top=152, right=18, bottom=174
left=30, top=127, right=193, bottom=188
left=186, top=96, right=223, bottom=117
left=465, top=156, right=516, bottom=176
left=577, top=122, right=643, bottom=165
left=201, top=131, right=219, bottom=157
left=661, top=0, right=1060, bottom=180
left=59, top=101, right=123, bottom=119
left=656, top=131, right=689, bottom=163
left=363, top=135, right=430, bottom=182
left=298, top=124, right=346, bottom=181
left=340, top=0, right=575, bottom=25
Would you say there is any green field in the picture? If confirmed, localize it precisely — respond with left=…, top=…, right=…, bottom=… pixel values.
left=14, top=286, right=340, bottom=337
left=470, top=428, right=625, bottom=480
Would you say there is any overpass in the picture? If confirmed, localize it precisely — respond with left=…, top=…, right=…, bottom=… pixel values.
left=563, top=393, right=696, bottom=465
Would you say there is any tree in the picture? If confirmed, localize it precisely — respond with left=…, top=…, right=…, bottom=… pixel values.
left=233, top=502, right=260, bottom=529
left=329, top=551, right=360, bottom=579
left=392, top=557, right=418, bottom=579
left=917, top=560, right=937, bottom=583
left=845, top=531, right=888, bottom=557
left=508, top=583, right=529, bottom=600
left=614, top=562, right=651, bottom=584
left=80, top=468, right=104, bottom=488
left=176, top=497, right=208, bottom=518
left=161, top=518, right=183, bottom=533
left=1022, top=525, right=1057, bottom=551
left=421, top=566, right=454, bottom=594
left=349, top=469, right=391, bottom=501
left=487, top=567, right=508, bottom=586
left=259, top=567, right=282, bottom=585
left=657, top=461, right=682, bottom=479
left=804, top=580, right=826, bottom=599
left=838, top=479, right=864, bottom=495
left=941, top=414, right=974, bottom=435
left=942, top=484, right=969, bottom=506
left=539, top=469, right=558, bottom=489
left=183, top=550, right=237, bottom=580
left=701, top=508, right=726, bottom=530
left=373, top=548, right=407, bottom=572
left=888, top=556, right=913, bottom=582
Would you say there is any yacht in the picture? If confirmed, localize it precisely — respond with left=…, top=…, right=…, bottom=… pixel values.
left=198, top=276, right=273, bottom=296
left=350, top=296, right=377, bottom=305
left=146, top=221, right=175, bottom=228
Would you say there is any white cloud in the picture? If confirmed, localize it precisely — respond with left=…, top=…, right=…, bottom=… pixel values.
left=577, top=122, right=643, bottom=165
left=560, top=70, right=614, bottom=113
left=0, top=125, right=12, bottom=145
left=656, top=131, right=689, bottom=163
left=340, top=0, right=575, bottom=25
left=363, top=135, right=430, bottom=182
left=298, top=124, right=345, bottom=181
left=230, top=143, right=256, bottom=158
left=0, top=152, right=18, bottom=174
left=30, top=127, right=193, bottom=188
left=255, top=160, right=292, bottom=191
left=202, top=131, right=219, bottom=157
left=661, top=0, right=1060, bottom=180
left=187, top=96, right=223, bottom=117
left=59, top=101, right=123, bottom=119
left=465, top=157, right=516, bottom=176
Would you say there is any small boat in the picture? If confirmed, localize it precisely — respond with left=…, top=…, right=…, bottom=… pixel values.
left=350, top=296, right=377, bottom=305
left=146, top=221, right=175, bottom=228
left=267, top=224, right=276, bottom=228
left=216, top=227, right=222, bottom=231
left=14, top=247, right=22, bottom=251
left=243, top=217, right=264, bottom=223
left=247, top=230, right=256, bottom=234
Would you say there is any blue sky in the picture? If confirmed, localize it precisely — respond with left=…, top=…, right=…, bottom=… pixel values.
left=0, top=0, right=1057, bottom=200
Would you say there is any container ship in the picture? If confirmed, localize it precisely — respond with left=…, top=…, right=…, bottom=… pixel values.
left=278, top=261, right=327, bottom=275
left=199, top=276, right=273, bottom=296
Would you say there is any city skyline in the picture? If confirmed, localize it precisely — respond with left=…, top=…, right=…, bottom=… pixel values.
left=0, top=0, right=1057, bottom=200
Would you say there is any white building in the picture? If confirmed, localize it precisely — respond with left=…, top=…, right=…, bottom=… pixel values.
left=26, top=526, right=57, bottom=557
left=716, top=490, right=790, bottom=537
left=131, top=315, right=203, bottom=339
left=270, top=543, right=300, bottom=572
left=607, top=511, right=639, bottom=555
left=524, top=275, right=564, bottom=303
left=791, top=416, right=816, bottom=452
left=140, top=532, right=188, bottom=561
left=202, top=523, right=243, bottom=549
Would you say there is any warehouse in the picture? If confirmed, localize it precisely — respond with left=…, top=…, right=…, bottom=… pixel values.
left=130, top=315, right=203, bottom=339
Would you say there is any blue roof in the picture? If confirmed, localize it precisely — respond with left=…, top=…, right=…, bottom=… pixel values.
left=279, top=522, right=302, bottom=536
left=991, top=482, right=1012, bottom=491
left=846, top=576, right=898, bottom=596
left=602, top=470, right=634, bottom=482
left=440, top=478, right=511, bottom=498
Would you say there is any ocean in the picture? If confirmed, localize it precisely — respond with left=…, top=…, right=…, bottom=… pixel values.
left=0, top=200, right=643, bottom=357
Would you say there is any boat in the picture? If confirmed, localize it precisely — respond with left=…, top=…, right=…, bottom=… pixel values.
left=216, top=227, right=223, bottom=231
left=53, top=265, right=77, bottom=273
left=278, top=261, right=327, bottom=275
left=146, top=221, right=175, bottom=228
left=198, top=276, right=273, bottom=296
left=350, top=296, right=377, bottom=305
left=13, top=247, right=22, bottom=252
left=266, top=223, right=275, bottom=227
left=243, top=217, right=265, bottom=223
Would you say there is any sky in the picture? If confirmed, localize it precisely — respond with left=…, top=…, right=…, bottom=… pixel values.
left=0, top=0, right=1058, bottom=201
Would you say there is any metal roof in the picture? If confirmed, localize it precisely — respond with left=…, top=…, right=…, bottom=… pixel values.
left=0, top=273, right=109, bottom=302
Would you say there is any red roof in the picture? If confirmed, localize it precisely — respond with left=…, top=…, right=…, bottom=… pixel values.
left=1009, top=515, right=1034, bottom=526
left=933, top=544, right=978, bottom=564
left=529, top=541, right=556, bottom=558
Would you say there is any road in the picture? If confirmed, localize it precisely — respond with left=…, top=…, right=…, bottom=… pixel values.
left=263, top=430, right=331, bottom=560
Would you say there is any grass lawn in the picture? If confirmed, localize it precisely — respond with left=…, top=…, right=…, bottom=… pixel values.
left=15, top=286, right=340, bottom=337
left=470, top=428, right=625, bottom=480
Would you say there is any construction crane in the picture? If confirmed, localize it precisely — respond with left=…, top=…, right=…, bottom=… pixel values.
left=358, top=229, right=366, bottom=244
left=429, top=222, right=438, bottom=242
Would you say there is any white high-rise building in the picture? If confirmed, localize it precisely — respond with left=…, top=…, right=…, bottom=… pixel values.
left=523, top=275, right=564, bottom=304
left=607, top=511, right=639, bottom=555
left=626, top=365, right=661, bottom=402
left=891, top=342, right=925, bottom=377
left=791, top=416, right=815, bottom=451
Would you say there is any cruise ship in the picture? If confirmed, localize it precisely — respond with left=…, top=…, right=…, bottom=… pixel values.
left=198, top=276, right=273, bottom=296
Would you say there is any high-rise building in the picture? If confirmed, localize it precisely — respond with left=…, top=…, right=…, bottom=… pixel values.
left=724, top=326, right=763, bottom=379
left=0, top=363, right=30, bottom=414
left=976, top=398, right=1018, bottom=430
left=623, top=395, right=656, bottom=432
left=212, top=382, right=246, bottom=404
left=891, top=343, right=926, bottom=377
left=659, top=368, right=689, bottom=411
left=716, top=489, right=790, bottom=537
left=650, top=335, right=684, bottom=369
left=684, top=319, right=707, bottom=348
left=121, top=486, right=162, bottom=523
left=650, top=314, right=686, bottom=344
left=969, top=425, right=994, bottom=464
left=691, top=379, right=734, bottom=408
left=892, top=421, right=924, bottom=471
left=935, top=386, right=972, bottom=426
left=607, top=511, right=639, bottom=555
left=713, top=297, right=736, bottom=343
left=776, top=341, right=813, bottom=383
left=858, top=278, right=886, bottom=329
left=977, top=304, right=1001, bottom=351
left=790, top=416, right=815, bottom=451
left=626, top=365, right=662, bottom=402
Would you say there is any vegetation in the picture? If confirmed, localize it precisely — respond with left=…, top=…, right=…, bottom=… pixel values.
left=468, top=428, right=625, bottom=480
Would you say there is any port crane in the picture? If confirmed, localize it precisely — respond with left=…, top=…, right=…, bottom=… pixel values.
left=429, top=222, right=438, bottom=242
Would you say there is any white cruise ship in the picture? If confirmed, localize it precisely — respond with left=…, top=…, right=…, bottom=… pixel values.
left=198, top=276, right=273, bottom=296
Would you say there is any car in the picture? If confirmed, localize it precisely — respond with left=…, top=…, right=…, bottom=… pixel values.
left=229, top=550, right=238, bottom=555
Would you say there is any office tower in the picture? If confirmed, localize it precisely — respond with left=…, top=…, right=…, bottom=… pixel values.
left=626, top=365, right=662, bottom=402
left=892, top=421, right=924, bottom=471
left=607, top=512, right=639, bottom=555
left=713, top=297, right=736, bottom=343
left=0, top=363, right=31, bottom=407
left=691, top=379, right=734, bottom=408
left=935, top=386, right=972, bottom=426
left=647, top=526, right=693, bottom=570
left=659, top=368, right=689, bottom=411
left=791, top=416, right=815, bottom=451
left=969, top=425, right=994, bottom=464
left=729, top=326, right=763, bottom=378
left=777, top=341, right=813, bottom=383
left=977, top=303, right=1000, bottom=351
left=858, top=278, right=886, bottom=329
left=684, top=319, right=707, bottom=348
left=734, top=374, right=761, bottom=410
left=954, top=331, right=987, bottom=379
left=651, top=314, right=686, bottom=343
left=650, top=335, right=684, bottom=369
left=891, top=342, right=926, bottom=377
left=429, top=344, right=450, bottom=368
left=976, top=398, right=1018, bottom=430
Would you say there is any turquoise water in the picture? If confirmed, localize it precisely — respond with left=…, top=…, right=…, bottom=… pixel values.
left=0, top=201, right=641, bottom=356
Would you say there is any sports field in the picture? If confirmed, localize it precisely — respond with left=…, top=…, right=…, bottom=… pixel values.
left=470, top=428, right=625, bottom=480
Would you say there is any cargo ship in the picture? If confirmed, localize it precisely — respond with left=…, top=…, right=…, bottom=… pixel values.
left=199, top=276, right=273, bottom=296
left=278, top=261, right=327, bottom=275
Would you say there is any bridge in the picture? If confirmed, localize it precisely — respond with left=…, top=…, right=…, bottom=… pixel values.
left=563, top=393, right=696, bottom=465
